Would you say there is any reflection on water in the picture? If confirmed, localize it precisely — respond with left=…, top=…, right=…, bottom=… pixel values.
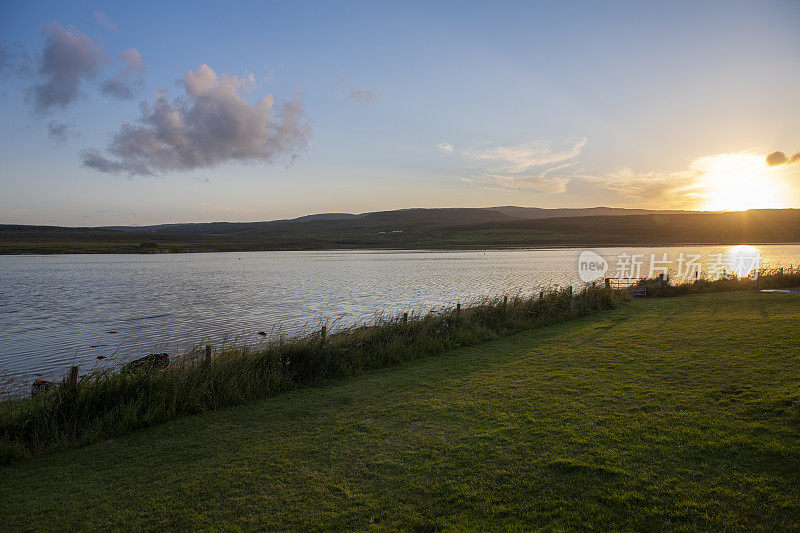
left=727, top=245, right=762, bottom=276
left=0, top=244, right=798, bottom=380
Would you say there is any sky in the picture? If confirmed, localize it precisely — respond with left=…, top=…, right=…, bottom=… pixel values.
left=0, top=0, right=799, bottom=226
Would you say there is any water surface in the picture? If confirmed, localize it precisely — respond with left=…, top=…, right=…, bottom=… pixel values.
left=1, top=245, right=798, bottom=381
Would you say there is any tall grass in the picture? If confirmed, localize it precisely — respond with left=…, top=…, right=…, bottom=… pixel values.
left=0, top=285, right=627, bottom=462
left=635, top=268, right=800, bottom=298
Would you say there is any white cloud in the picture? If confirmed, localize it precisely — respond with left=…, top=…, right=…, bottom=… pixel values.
left=82, top=64, right=311, bottom=176
left=436, top=142, right=454, bottom=153
left=456, top=137, right=586, bottom=193
left=100, top=48, right=146, bottom=100
left=463, top=137, right=587, bottom=173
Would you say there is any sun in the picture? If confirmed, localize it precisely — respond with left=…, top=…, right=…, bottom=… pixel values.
left=696, top=153, right=789, bottom=211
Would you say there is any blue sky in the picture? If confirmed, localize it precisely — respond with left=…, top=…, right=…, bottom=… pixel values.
left=1, top=0, right=799, bottom=225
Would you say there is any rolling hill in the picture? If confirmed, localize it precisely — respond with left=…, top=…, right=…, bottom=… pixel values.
left=1, top=207, right=797, bottom=253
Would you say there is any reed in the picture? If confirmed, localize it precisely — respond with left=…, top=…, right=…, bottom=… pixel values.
left=635, top=268, right=800, bottom=298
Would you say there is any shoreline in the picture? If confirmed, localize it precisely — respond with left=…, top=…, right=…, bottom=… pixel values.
left=2, top=240, right=800, bottom=256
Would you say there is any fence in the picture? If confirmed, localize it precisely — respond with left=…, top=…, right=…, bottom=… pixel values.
left=604, top=277, right=648, bottom=299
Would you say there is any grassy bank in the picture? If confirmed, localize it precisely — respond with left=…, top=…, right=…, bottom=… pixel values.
left=1, top=290, right=798, bottom=529
left=0, top=285, right=627, bottom=461
left=2, top=271, right=798, bottom=464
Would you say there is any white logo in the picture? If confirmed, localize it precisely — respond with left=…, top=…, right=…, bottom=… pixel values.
left=578, top=250, right=608, bottom=282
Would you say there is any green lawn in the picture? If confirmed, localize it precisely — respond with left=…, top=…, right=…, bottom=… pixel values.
left=1, top=291, right=799, bottom=530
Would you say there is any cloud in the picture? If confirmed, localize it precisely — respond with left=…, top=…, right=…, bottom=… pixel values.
left=578, top=150, right=800, bottom=209
left=348, top=88, right=381, bottom=104
left=28, top=22, right=109, bottom=113
left=100, top=48, right=146, bottom=100
left=93, top=11, right=118, bottom=31
left=47, top=121, right=72, bottom=142
left=436, top=142, right=454, bottom=153
left=579, top=167, right=702, bottom=207
left=99, top=78, right=136, bottom=99
left=80, top=147, right=152, bottom=175
left=455, top=137, right=587, bottom=193
left=766, top=151, right=787, bottom=166
left=119, top=48, right=146, bottom=75
left=82, top=64, right=312, bottom=176
left=765, top=150, right=800, bottom=166
left=455, top=144, right=798, bottom=208
left=463, top=138, right=588, bottom=173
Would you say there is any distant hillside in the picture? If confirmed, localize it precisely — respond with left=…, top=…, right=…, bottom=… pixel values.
left=101, top=206, right=691, bottom=237
left=2, top=208, right=798, bottom=254
left=486, top=206, right=691, bottom=219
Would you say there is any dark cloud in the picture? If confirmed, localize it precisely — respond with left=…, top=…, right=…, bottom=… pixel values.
left=766, top=151, right=787, bottom=166
left=28, top=22, right=109, bottom=113
left=349, top=88, right=381, bottom=104
left=99, top=78, right=136, bottom=99
left=93, top=11, right=118, bottom=31
left=80, top=148, right=153, bottom=175
left=47, top=121, right=72, bottom=142
left=766, top=150, right=800, bottom=167
left=82, top=64, right=312, bottom=176
left=100, top=48, right=145, bottom=100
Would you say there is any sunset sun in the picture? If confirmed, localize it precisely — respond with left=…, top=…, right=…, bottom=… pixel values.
left=698, top=153, right=788, bottom=211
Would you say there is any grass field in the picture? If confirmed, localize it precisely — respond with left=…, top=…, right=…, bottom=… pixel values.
left=1, top=291, right=799, bottom=530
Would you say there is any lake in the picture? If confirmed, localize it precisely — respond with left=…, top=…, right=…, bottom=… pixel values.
left=1, top=244, right=799, bottom=382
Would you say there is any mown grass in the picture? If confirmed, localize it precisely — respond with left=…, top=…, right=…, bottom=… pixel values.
left=0, top=285, right=627, bottom=462
left=0, top=290, right=798, bottom=530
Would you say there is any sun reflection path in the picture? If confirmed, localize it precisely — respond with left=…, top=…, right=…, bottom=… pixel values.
left=728, top=245, right=762, bottom=277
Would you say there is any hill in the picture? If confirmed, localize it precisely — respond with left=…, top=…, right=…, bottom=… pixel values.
left=1, top=207, right=798, bottom=253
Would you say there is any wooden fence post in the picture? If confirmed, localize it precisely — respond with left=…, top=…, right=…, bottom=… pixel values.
left=402, top=312, right=408, bottom=325
left=204, top=345, right=212, bottom=365
left=320, top=326, right=327, bottom=342
left=68, top=366, right=78, bottom=390
left=456, top=303, right=461, bottom=316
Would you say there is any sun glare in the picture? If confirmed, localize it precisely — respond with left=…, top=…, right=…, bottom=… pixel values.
left=728, top=245, right=762, bottom=276
left=698, top=154, right=788, bottom=211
